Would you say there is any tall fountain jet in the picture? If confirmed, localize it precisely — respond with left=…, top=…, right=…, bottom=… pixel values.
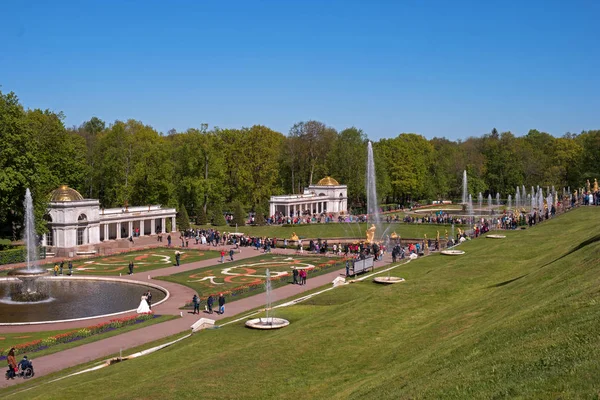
left=366, top=141, right=382, bottom=232
left=462, top=170, right=468, bottom=205
left=7, top=188, right=48, bottom=302
left=23, top=189, right=41, bottom=272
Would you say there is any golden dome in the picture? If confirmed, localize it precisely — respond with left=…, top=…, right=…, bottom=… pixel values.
left=316, top=176, right=340, bottom=186
left=49, top=185, right=84, bottom=202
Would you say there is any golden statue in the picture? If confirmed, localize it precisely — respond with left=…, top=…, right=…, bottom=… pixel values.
left=594, top=178, right=599, bottom=193
left=366, top=224, right=376, bottom=243
left=586, top=180, right=591, bottom=192
left=390, top=231, right=398, bottom=240
left=290, top=232, right=299, bottom=241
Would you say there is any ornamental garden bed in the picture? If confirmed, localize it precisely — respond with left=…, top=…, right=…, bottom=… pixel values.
left=0, top=313, right=175, bottom=359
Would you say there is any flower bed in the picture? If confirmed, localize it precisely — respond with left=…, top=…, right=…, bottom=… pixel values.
left=0, top=313, right=156, bottom=359
left=181, top=257, right=347, bottom=308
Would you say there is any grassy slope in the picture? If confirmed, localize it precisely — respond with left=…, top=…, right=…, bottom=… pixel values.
left=4, top=207, right=600, bottom=399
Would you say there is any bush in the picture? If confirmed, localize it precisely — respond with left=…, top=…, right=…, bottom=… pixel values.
left=212, top=207, right=227, bottom=226
left=0, top=247, right=26, bottom=265
left=231, top=202, right=246, bottom=227
left=176, top=204, right=191, bottom=230
left=195, top=207, right=208, bottom=225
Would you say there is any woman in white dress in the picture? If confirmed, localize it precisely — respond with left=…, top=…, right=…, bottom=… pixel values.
left=137, top=293, right=151, bottom=314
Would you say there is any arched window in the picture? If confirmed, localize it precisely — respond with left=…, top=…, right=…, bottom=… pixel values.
left=319, top=193, right=327, bottom=196
left=78, top=214, right=88, bottom=222
left=339, top=193, right=344, bottom=197
left=44, top=214, right=53, bottom=223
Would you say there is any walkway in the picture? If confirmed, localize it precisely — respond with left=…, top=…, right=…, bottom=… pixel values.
left=0, top=247, right=395, bottom=388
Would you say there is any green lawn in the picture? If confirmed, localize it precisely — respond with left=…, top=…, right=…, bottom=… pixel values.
left=155, top=253, right=344, bottom=303
left=1, top=248, right=219, bottom=276
left=0, top=315, right=175, bottom=359
left=194, top=222, right=463, bottom=241
left=2, top=207, right=599, bottom=399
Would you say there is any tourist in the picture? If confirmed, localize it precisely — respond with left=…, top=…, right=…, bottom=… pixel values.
left=146, top=290, right=153, bottom=309
left=18, top=355, right=32, bottom=372
left=192, top=294, right=200, bottom=314
left=345, top=260, right=350, bottom=277
left=128, top=261, right=134, bottom=275
left=300, top=269, right=307, bottom=285
left=218, top=293, right=226, bottom=314
left=6, top=348, right=17, bottom=380
left=220, top=250, right=225, bottom=263
left=207, top=295, right=214, bottom=314
left=293, top=266, right=299, bottom=284
left=68, top=260, right=73, bottom=276
left=167, top=234, right=172, bottom=247
left=59, top=260, right=64, bottom=275
left=229, top=248, right=234, bottom=261
left=175, top=251, right=181, bottom=266
left=53, top=263, right=59, bottom=276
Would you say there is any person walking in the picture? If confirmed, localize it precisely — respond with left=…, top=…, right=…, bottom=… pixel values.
left=167, top=234, right=172, bottom=247
left=59, top=260, right=64, bottom=275
left=192, top=294, right=200, bottom=314
left=128, top=261, right=134, bottom=275
left=53, top=263, right=59, bottom=276
left=6, top=348, right=17, bottom=380
left=207, top=295, right=214, bottom=314
left=229, top=248, right=234, bottom=262
left=146, top=290, right=153, bottom=310
left=68, top=260, right=73, bottom=276
left=218, top=293, right=225, bottom=314
left=175, top=251, right=181, bottom=266
left=301, top=269, right=307, bottom=285
left=220, top=250, right=225, bottom=263
left=293, top=267, right=299, bottom=284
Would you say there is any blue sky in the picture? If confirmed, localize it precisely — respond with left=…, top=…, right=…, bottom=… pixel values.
left=1, top=0, right=598, bottom=140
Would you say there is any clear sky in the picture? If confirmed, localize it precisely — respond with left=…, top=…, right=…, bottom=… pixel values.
left=1, top=0, right=598, bottom=140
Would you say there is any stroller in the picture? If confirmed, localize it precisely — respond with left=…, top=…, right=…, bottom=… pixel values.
left=5, top=359, right=34, bottom=380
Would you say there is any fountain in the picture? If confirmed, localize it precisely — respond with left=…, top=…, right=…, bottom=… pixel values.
left=477, top=192, right=483, bottom=214
left=366, top=141, right=383, bottom=236
left=496, top=193, right=500, bottom=210
left=508, top=194, right=512, bottom=211
left=245, top=269, right=289, bottom=329
left=6, top=189, right=49, bottom=302
left=461, top=170, right=469, bottom=212
left=1, top=188, right=168, bottom=324
left=487, top=194, right=493, bottom=214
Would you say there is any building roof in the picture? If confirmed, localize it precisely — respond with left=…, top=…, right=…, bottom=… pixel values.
left=49, top=185, right=84, bottom=202
left=316, top=176, right=340, bottom=186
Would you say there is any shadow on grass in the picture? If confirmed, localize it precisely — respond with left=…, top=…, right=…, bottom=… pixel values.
left=488, top=274, right=528, bottom=288
left=538, top=233, right=600, bottom=269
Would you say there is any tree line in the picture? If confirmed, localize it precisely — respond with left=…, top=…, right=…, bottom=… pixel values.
left=1, top=90, right=598, bottom=237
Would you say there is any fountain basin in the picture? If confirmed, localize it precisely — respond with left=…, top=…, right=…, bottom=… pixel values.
left=373, top=276, right=405, bottom=284
left=441, top=250, right=465, bottom=256
left=0, top=277, right=168, bottom=325
left=486, top=235, right=506, bottom=239
left=245, top=317, right=289, bottom=330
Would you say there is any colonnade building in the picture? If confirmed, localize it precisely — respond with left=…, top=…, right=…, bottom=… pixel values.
left=42, top=185, right=177, bottom=253
left=269, top=177, right=348, bottom=217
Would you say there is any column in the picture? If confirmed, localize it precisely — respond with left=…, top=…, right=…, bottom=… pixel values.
left=270, top=203, right=275, bottom=216
left=116, top=222, right=122, bottom=239
left=161, top=218, right=166, bottom=233
left=286, top=205, right=290, bottom=217
left=128, top=221, right=133, bottom=238
left=171, top=216, right=176, bottom=232
left=104, top=224, right=109, bottom=241
left=151, top=218, right=156, bottom=235
left=140, top=219, right=145, bottom=236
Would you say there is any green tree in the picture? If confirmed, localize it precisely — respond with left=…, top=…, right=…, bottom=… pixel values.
left=211, top=206, right=226, bottom=226
left=231, top=202, right=246, bottom=227
left=176, top=204, right=190, bottom=231
left=326, top=127, right=367, bottom=206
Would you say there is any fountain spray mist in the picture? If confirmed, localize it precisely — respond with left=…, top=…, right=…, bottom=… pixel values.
left=23, top=189, right=39, bottom=270
left=366, top=142, right=382, bottom=232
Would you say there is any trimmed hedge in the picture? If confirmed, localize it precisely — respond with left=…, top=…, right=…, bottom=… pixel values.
left=0, top=247, right=26, bottom=265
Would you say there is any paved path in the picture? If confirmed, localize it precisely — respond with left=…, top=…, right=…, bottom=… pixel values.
left=0, top=247, right=395, bottom=389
